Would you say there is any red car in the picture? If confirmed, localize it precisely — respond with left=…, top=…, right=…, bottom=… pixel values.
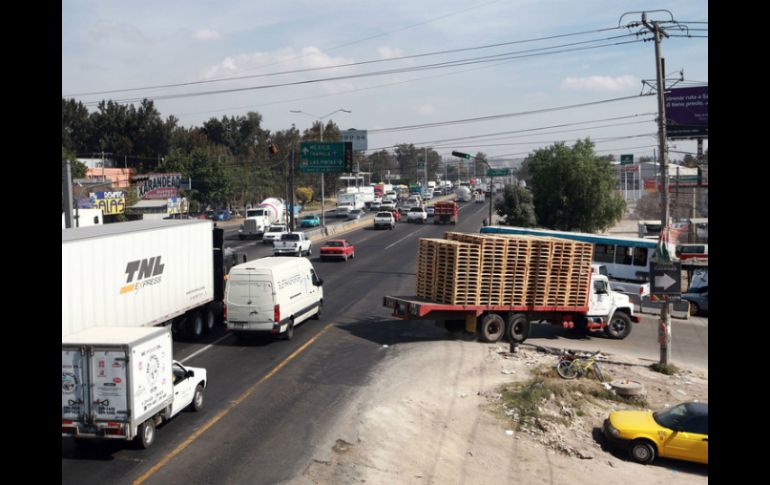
left=389, top=209, right=401, bottom=222
left=320, top=239, right=356, bottom=261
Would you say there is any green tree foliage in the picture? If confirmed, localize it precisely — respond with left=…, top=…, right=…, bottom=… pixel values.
left=525, top=139, right=625, bottom=232
left=296, top=187, right=314, bottom=205
left=495, top=183, right=537, bottom=227
left=366, top=150, right=397, bottom=182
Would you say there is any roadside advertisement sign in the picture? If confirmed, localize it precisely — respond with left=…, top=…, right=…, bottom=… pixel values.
left=665, top=86, right=708, bottom=139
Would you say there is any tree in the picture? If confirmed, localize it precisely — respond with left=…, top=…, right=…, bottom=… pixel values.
left=296, top=187, right=313, bottom=205
left=525, top=139, right=625, bottom=232
left=495, top=183, right=537, bottom=227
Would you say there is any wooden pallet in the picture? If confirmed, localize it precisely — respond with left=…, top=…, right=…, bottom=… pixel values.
left=417, top=233, right=593, bottom=307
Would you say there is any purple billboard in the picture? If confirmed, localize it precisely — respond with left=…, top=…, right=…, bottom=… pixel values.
left=665, top=86, right=708, bottom=139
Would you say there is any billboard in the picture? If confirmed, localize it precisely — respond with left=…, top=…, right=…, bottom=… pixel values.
left=133, top=173, right=183, bottom=199
left=665, top=86, right=708, bottom=139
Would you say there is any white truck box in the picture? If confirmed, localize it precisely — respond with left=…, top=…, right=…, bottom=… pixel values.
left=62, top=220, right=215, bottom=338
left=62, top=326, right=207, bottom=448
left=62, top=327, right=173, bottom=442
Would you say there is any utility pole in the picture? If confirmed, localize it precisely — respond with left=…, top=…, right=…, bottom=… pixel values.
left=62, top=159, right=74, bottom=228
left=641, top=11, right=673, bottom=365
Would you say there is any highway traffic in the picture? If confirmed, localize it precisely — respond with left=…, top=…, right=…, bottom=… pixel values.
left=61, top=200, right=707, bottom=484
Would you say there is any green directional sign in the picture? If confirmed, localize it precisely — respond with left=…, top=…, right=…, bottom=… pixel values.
left=299, top=142, right=353, bottom=173
left=487, top=168, right=510, bottom=177
left=620, top=154, right=633, bottom=165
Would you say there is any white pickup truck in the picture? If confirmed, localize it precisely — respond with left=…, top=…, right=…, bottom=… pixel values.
left=374, top=211, right=396, bottom=230
left=262, top=224, right=289, bottom=245
left=274, top=232, right=312, bottom=256
left=407, top=207, right=428, bottom=223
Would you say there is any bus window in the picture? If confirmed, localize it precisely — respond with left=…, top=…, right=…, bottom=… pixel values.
left=616, top=245, right=634, bottom=265
left=593, top=244, right=615, bottom=263
left=633, top=247, right=648, bottom=267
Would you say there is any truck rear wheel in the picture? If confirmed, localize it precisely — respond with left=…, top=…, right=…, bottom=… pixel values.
left=185, top=312, right=204, bottom=340
left=605, top=312, right=632, bottom=339
left=506, top=314, right=529, bottom=343
left=136, top=419, right=156, bottom=449
left=204, top=308, right=216, bottom=333
left=478, top=313, right=505, bottom=343
left=191, top=384, right=205, bottom=412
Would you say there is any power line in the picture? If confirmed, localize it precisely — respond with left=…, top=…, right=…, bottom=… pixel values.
left=367, top=94, right=654, bottom=135
left=79, top=38, right=647, bottom=106
left=65, top=25, right=626, bottom=98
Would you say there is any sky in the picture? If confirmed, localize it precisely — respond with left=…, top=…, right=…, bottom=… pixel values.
left=62, top=0, right=708, bottom=167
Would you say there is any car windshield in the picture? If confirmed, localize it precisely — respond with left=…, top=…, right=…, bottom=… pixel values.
left=653, top=403, right=692, bottom=429
left=303, top=216, right=316, bottom=220
left=325, top=241, right=343, bottom=247
left=410, top=207, right=424, bottom=212
left=281, top=234, right=300, bottom=241
left=350, top=210, right=362, bottom=215
left=268, top=226, right=286, bottom=232
left=376, top=212, right=392, bottom=217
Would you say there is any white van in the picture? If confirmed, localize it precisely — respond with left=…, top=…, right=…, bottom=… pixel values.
left=224, top=257, right=323, bottom=340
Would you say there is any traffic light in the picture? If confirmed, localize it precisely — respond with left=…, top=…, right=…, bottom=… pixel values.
left=451, top=151, right=471, bottom=159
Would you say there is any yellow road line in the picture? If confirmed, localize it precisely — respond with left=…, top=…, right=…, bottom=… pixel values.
left=133, top=323, right=334, bottom=485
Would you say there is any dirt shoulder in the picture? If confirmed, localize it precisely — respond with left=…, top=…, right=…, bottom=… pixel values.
left=296, top=339, right=707, bottom=485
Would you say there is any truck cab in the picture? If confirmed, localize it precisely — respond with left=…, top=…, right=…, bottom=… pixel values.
left=586, top=274, right=637, bottom=339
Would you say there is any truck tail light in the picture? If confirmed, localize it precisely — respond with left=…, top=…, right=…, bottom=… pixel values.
left=274, top=304, right=280, bottom=322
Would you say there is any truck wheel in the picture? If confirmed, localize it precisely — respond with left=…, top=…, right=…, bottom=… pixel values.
left=605, top=312, right=632, bottom=339
left=314, top=301, right=322, bottom=320
left=136, top=419, right=156, bottom=449
left=238, top=235, right=245, bottom=240
left=185, top=312, right=204, bottom=340
left=204, top=308, right=216, bottom=333
left=191, top=384, right=205, bottom=412
left=284, top=320, right=295, bottom=340
left=478, top=313, right=505, bottom=343
left=505, top=314, right=530, bottom=343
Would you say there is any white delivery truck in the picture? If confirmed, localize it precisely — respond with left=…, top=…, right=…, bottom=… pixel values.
left=62, top=220, right=226, bottom=340
left=455, top=186, right=472, bottom=202
left=336, top=193, right=365, bottom=216
left=225, top=257, right=324, bottom=340
left=61, top=326, right=207, bottom=448
left=239, top=197, right=285, bottom=240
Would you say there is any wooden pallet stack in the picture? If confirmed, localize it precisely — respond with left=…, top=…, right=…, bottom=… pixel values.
left=416, top=238, right=441, bottom=300
left=416, top=232, right=593, bottom=307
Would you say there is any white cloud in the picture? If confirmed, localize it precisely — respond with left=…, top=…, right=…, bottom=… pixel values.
left=377, top=46, right=403, bottom=59
left=203, top=46, right=355, bottom=79
left=193, top=29, right=221, bottom=41
left=561, top=75, right=638, bottom=92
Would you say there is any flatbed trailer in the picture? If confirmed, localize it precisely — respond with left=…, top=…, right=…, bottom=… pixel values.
left=383, top=292, right=639, bottom=343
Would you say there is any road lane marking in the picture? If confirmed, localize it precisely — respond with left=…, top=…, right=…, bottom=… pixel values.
left=384, top=224, right=432, bottom=250
left=132, top=323, right=334, bottom=485
left=179, top=334, right=232, bottom=364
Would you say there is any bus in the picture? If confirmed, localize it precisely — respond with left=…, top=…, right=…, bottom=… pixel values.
left=480, top=226, right=659, bottom=294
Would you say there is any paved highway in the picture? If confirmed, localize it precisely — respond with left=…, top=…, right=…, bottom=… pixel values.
left=61, top=200, right=708, bottom=484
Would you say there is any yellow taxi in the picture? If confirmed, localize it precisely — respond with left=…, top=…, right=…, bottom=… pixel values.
left=603, top=402, right=708, bottom=464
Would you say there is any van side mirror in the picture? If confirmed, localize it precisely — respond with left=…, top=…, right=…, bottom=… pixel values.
left=316, top=279, right=324, bottom=286
left=187, top=370, right=195, bottom=378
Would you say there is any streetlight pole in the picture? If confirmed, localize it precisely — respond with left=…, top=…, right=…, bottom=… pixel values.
left=289, top=108, right=351, bottom=232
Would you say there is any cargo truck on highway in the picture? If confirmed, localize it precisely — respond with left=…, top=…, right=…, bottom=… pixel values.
left=433, top=200, right=458, bottom=225
left=62, top=219, right=225, bottom=341
left=384, top=233, right=639, bottom=343
left=239, top=198, right=285, bottom=240
left=61, top=326, right=207, bottom=449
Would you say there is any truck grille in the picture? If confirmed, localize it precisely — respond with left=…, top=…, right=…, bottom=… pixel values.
left=244, top=220, right=259, bottom=232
